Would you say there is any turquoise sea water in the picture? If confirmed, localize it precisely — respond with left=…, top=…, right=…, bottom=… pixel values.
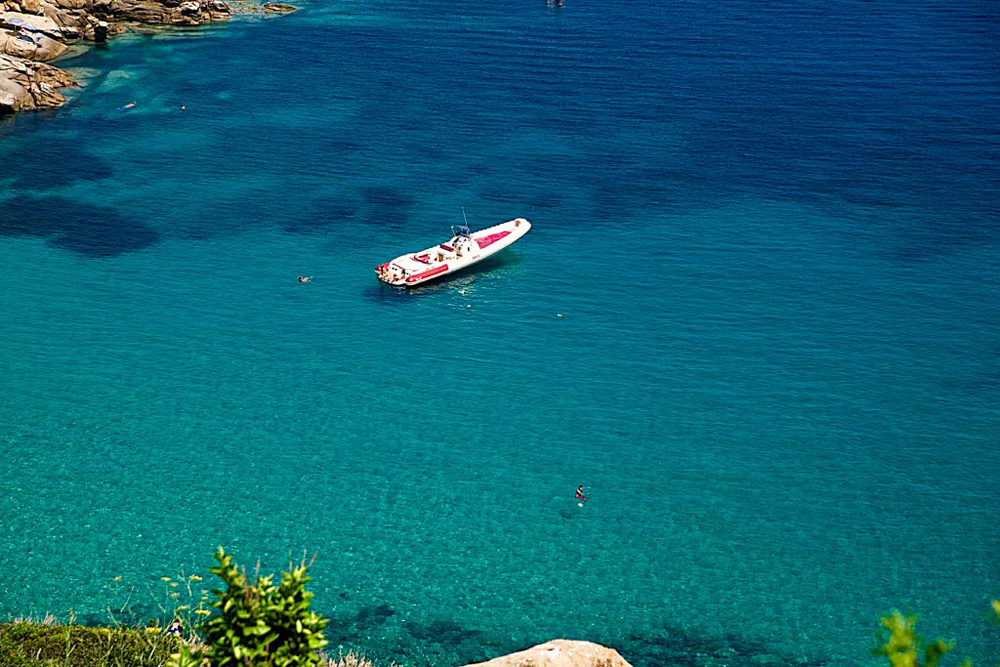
left=1, top=0, right=998, bottom=665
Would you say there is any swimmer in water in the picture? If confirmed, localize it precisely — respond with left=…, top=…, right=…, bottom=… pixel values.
left=298, top=275, right=312, bottom=282
left=575, top=485, right=586, bottom=504
left=121, top=101, right=136, bottom=110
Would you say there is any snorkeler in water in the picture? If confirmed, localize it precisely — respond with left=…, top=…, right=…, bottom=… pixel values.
left=575, top=485, right=586, bottom=502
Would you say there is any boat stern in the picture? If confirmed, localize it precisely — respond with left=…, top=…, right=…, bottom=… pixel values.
left=376, top=262, right=407, bottom=286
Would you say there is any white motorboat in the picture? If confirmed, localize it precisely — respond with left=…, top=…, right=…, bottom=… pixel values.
left=376, top=218, right=531, bottom=287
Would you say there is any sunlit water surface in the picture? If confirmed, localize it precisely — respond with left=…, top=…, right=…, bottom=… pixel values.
left=1, top=0, right=998, bottom=665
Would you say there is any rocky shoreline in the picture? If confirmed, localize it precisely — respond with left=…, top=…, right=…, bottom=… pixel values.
left=0, top=0, right=294, bottom=114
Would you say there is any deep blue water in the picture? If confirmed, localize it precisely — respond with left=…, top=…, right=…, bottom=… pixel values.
left=1, top=0, right=998, bottom=665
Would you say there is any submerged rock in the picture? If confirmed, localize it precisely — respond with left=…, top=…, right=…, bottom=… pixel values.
left=460, top=640, right=633, bottom=667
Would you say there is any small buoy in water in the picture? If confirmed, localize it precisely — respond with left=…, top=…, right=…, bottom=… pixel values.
left=466, top=304, right=471, bottom=308
left=578, top=502, right=583, bottom=507
left=557, top=313, right=563, bottom=318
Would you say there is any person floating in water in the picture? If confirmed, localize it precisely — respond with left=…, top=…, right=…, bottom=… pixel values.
left=298, top=275, right=312, bottom=282
left=166, top=620, right=182, bottom=636
left=575, top=485, right=586, bottom=504
left=120, top=101, right=136, bottom=110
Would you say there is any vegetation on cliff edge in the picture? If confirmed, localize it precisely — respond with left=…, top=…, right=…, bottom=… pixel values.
left=1, top=547, right=995, bottom=667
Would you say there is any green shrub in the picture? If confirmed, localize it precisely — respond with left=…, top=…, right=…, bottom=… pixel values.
left=173, top=546, right=328, bottom=667
left=874, top=611, right=970, bottom=667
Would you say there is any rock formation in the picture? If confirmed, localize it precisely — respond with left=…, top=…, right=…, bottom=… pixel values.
left=0, top=0, right=232, bottom=114
left=459, top=640, right=633, bottom=667
left=0, top=52, right=74, bottom=110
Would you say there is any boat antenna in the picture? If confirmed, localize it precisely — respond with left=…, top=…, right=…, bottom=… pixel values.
left=453, top=207, right=471, bottom=237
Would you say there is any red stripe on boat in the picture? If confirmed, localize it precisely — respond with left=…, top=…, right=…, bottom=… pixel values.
left=406, top=264, right=449, bottom=283
left=475, top=231, right=510, bottom=249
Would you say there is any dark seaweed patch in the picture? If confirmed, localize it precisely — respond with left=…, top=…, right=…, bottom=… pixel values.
left=404, top=618, right=483, bottom=644
left=322, top=603, right=398, bottom=645
left=282, top=195, right=360, bottom=234
left=0, top=195, right=160, bottom=257
left=884, top=215, right=995, bottom=265
left=321, top=603, right=833, bottom=667
left=361, top=186, right=413, bottom=231
left=600, top=622, right=833, bottom=667
left=313, top=138, right=365, bottom=156
left=354, top=604, right=395, bottom=627
left=1, top=138, right=115, bottom=190
left=323, top=615, right=361, bottom=644
left=362, top=186, right=412, bottom=209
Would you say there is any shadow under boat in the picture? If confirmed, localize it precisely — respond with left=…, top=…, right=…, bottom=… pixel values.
left=361, top=251, right=526, bottom=304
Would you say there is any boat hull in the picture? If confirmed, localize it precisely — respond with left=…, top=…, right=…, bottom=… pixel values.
left=376, top=218, right=530, bottom=287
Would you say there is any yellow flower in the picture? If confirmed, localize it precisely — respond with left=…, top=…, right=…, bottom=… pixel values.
left=992, top=599, right=1000, bottom=617
left=170, top=582, right=179, bottom=588
left=145, top=627, right=160, bottom=634
left=161, top=577, right=171, bottom=582
left=189, top=575, right=203, bottom=581
left=195, top=609, right=212, bottom=616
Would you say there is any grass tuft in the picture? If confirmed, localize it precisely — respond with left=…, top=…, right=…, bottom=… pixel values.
left=0, top=621, right=182, bottom=667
